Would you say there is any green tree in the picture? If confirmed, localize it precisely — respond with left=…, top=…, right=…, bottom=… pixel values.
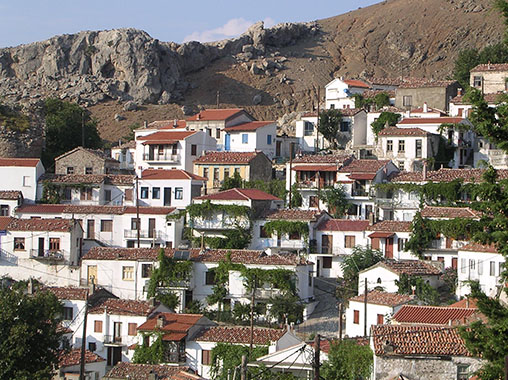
left=319, top=109, right=342, bottom=148
left=459, top=282, right=508, bottom=380
left=210, top=343, right=267, bottom=380
left=43, top=98, right=102, bottom=170
left=395, top=273, right=439, bottom=305
left=221, top=171, right=244, bottom=190
left=0, top=286, right=63, bottom=379
left=244, top=180, right=287, bottom=202
left=290, top=183, right=302, bottom=208
left=370, top=111, right=400, bottom=137
left=320, top=186, right=349, bottom=217
left=268, top=293, right=304, bottom=324
left=373, top=92, right=391, bottom=109
left=321, top=339, right=374, bottom=380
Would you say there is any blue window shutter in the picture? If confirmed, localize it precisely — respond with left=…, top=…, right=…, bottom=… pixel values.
left=267, top=135, right=272, bottom=145
left=242, top=134, right=248, bottom=144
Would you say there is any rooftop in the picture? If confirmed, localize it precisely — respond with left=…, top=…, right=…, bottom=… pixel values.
left=362, top=89, right=396, bottom=99
left=378, top=127, right=431, bottom=137
left=187, top=108, right=247, bottom=121
left=459, top=242, right=498, bottom=253
left=392, top=168, right=508, bottom=183
left=398, top=79, right=456, bottom=89
left=343, top=79, right=371, bottom=89
left=194, top=188, right=280, bottom=201
left=147, top=119, right=187, bottom=129
left=471, top=63, right=508, bottom=72
left=262, top=209, right=324, bottom=221
left=292, top=154, right=353, bottom=165
left=421, top=206, right=481, bottom=219
left=318, top=219, right=370, bottom=232
left=450, top=93, right=503, bottom=105
left=0, top=190, right=22, bottom=200
left=89, top=298, right=157, bottom=316
left=363, top=260, right=442, bottom=276
left=16, top=204, right=175, bottom=216
left=398, top=117, right=465, bottom=125
left=55, top=147, right=118, bottom=162
left=195, top=326, right=285, bottom=344
left=59, top=349, right=105, bottom=367
left=137, top=130, right=197, bottom=144
left=224, top=121, right=274, bottom=132
left=46, top=286, right=89, bottom=300
left=137, top=312, right=204, bottom=340
left=6, top=218, right=75, bottom=232
left=141, top=169, right=206, bottom=181
left=366, top=221, right=412, bottom=232
left=0, top=158, right=40, bottom=167
left=349, top=290, right=413, bottom=307
left=340, top=159, right=391, bottom=174
left=104, top=363, right=199, bottom=380
left=193, top=151, right=264, bottom=164
left=392, top=305, right=478, bottom=325
left=41, top=173, right=135, bottom=186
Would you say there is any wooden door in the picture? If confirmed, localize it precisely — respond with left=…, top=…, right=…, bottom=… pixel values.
left=164, top=188, right=172, bottom=206
left=385, top=238, right=394, bottom=259
left=148, top=218, right=156, bottom=238
left=452, top=258, right=458, bottom=270
left=38, top=238, right=44, bottom=257
left=371, top=238, right=380, bottom=250
left=321, top=235, right=332, bottom=254
left=87, top=219, right=95, bottom=239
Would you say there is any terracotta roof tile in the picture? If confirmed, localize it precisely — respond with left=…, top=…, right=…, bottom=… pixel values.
left=59, top=349, right=105, bottom=367
left=318, top=219, right=370, bottom=231
left=292, top=154, right=353, bottom=165
left=7, top=218, right=75, bottom=232
left=147, top=120, right=187, bottom=129
left=459, top=242, right=498, bottom=253
left=41, top=173, right=134, bottom=186
left=378, top=127, right=431, bottom=137
left=105, top=363, right=197, bottom=380
left=124, top=206, right=177, bottom=215
left=471, top=63, right=508, bottom=72
left=340, top=159, right=391, bottom=173
left=138, top=312, right=204, bottom=335
left=186, top=108, right=247, bottom=121
left=195, top=188, right=280, bottom=201
left=410, top=106, right=446, bottom=115
left=392, top=168, right=508, bottom=183
left=366, top=221, right=412, bottom=232
left=392, top=305, right=478, bottom=325
left=0, top=216, right=12, bottom=230
left=141, top=169, right=206, bottom=181
left=0, top=190, right=22, bottom=200
left=194, top=151, right=264, bottom=164
left=46, top=286, right=89, bottom=300
left=262, top=209, right=324, bottom=221
left=450, top=93, right=502, bottom=105
left=343, top=79, right=371, bottom=89
left=55, top=147, right=118, bottom=162
left=349, top=290, right=413, bottom=307
left=374, top=260, right=442, bottom=276
left=224, top=121, right=274, bottom=132
left=89, top=298, right=156, bottom=316
left=366, top=77, right=406, bottom=86
left=421, top=206, right=481, bottom=219
left=372, top=325, right=471, bottom=356
left=398, top=79, right=456, bottom=89
left=195, top=326, right=285, bottom=344
left=16, top=204, right=175, bottom=216
left=0, top=158, right=40, bottom=167
left=292, top=165, right=338, bottom=172
left=398, top=117, right=465, bottom=125
left=137, top=130, right=197, bottom=143
left=449, top=298, right=478, bottom=309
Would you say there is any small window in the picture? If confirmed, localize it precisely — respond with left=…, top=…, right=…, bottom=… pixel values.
left=14, top=237, right=25, bottom=250
left=191, top=144, right=197, bottom=156
left=398, top=161, right=405, bottom=171
left=397, top=238, right=407, bottom=251
left=62, top=188, right=72, bottom=201
left=140, top=187, right=149, bottom=199
left=101, top=220, right=113, bottom=232
left=490, top=261, right=496, bottom=276
left=461, top=258, right=466, bottom=274
left=398, top=140, right=405, bottom=152
left=152, top=187, right=160, bottom=199
left=67, top=167, right=74, bottom=174
left=94, top=320, right=103, bottom=333
left=457, top=364, right=470, bottom=380
left=203, top=168, right=209, bottom=179
left=216, top=129, right=221, bottom=139
left=104, top=189, right=112, bottom=202
left=205, top=271, right=216, bottom=285
left=473, top=76, right=483, bottom=88
left=304, top=122, right=314, bottom=136
left=469, top=259, right=476, bottom=271
left=403, top=95, right=412, bottom=107
left=242, top=134, right=248, bottom=144
left=260, top=226, right=269, bottom=238
left=122, top=266, right=134, bottom=281
left=345, top=235, right=356, bottom=248
left=340, top=121, right=350, bottom=132
left=128, top=323, right=137, bottom=336
left=23, top=176, right=30, bottom=186
left=377, top=314, right=384, bottom=325
left=309, top=196, right=319, bottom=208
left=234, top=167, right=240, bottom=175
left=224, top=168, right=230, bottom=178
left=141, top=264, right=153, bottom=278
left=322, top=257, right=332, bottom=269
left=213, top=168, right=219, bottom=181
left=478, top=260, right=483, bottom=275
left=63, top=307, right=73, bottom=321
left=330, top=104, right=335, bottom=110
left=49, top=238, right=60, bottom=251
left=267, top=135, right=272, bottom=145
left=88, top=342, right=97, bottom=352
left=175, top=187, right=183, bottom=200
left=415, top=139, right=422, bottom=158
left=353, top=310, right=360, bottom=324
left=85, top=167, right=93, bottom=175
left=289, top=231, right=301, bottom=240
left=131, top=218, right=140, bottom=230
left=202, top=350, right=212, bottom=366
left=0, top=205, right=9, bottom=216
left=387, top=140, right=393, bottom=152
left=80, top=188, right=93, bottom=200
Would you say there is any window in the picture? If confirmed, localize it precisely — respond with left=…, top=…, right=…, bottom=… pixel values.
left=202, top=350, right=212, bottom=366
left=415, top=139, right=422, bottom=158
left=191, top=144, right=197, bottom=156
left=398, top=238, right=407, bottom=251
left=104, top=189, right=111, bottom=202
left=128, top=323, right=137, bottom=336
left=14, top=237, right=25, bottom=250
left=125, top=188, right=133, bottom=201
left=0, top=205, right=9, bottom=216
left=330, top=104, right=335, bottom=109
left=94, top=320, right=103, bottom=333
left=469, top=259, right=476, bottom=271
left=142, top=264, right=153, bottom=278
left=304, top=122, right=314, bottom=136
left=81, top=187, right=93, bottom=200
left=62, top=188, right=72, bottom=201
left=213, top=168, right=219, bottom=181
left=322, top=257, right=332, bottom=269
left=377, top=314, right=384, bottom=325
left=205, top=271, right=216, bottom=285
left=175, top=187, right=183, bottom=200
left=461, top=258, right=466, bottom=274
left=345, top=235, right=356, bottom=248
left=340, top=121, right=350, bottom=132
left=353, top=310, right=360, bottom=324
left=131, top=218, right=140, bottom=230
left=473, top=76, right=483, bottom=88
left=85, top=167, right=93, bottom=174
left=140, top=187, right=149, bottom=199
left=490, top=261, right=496, bottom=276
left=23, top=176, right=30, bottom=186
left=216, top=129, right=221, bottom=139
left=478, top=260, right=483, bottom=275
left=152, top=187, right=160, bottom=199
left=289, top=231, right=301, bottom=240
left=267, top=135, right=272, bottom=145
left=49, top=238, right=60, bottom=251
left=100, top=220, right=113, bottom=232
left=88, top=342, right=97, bottom=352
left=259, top=226, right=269, bottom=238
left=224, top=168, right=230, bottom=178
left=63, top=307, right=73, bottom=321
left=309, top=196, right=319, bottom=208
left=67, top=167, right=74, bottom=174
left=386, top=140, right=393, bottom=152
left=398, top=140, right=405, bottom=152
left=242, top=134, right=248, bottom=144
left=403, top=95, right=412, bottom=107
left=122, top=266, right=134, bottom=281
left=398, top=161, right=405, bottom=171
left=203, top=168, right=209, bottom=179
left=234, top=167, right=240, bottom=175
left=457, top=364, right=470, bottom=380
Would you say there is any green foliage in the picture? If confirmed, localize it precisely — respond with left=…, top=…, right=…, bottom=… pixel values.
left=147, top=250, right=193, bottom=310
left=221, top=172, right=244, bottom=190
left=262, top=220, right=309, bottom=240
left=321, top=339, right=374, bottom=380
left=268, top=293, right=304, bottom=324
left=172, top=200, right=251, bottom=222
left=373, top=92, right=391, bottom=109
left=371, top=111, right=400, bottom=137
left=43, top=98, right=102, bottom=170
left=320, top=186, right=349, bottom=217
left=459, top=282, right=508, bottom=380
left=244, top=179, right=287, bottom=203
left=210, top=343, right=268, bottom=380
left=132, top=332, right=165, bottom=364
left=441, top=267, right=458, bottom=294
left=0, top=103, right=30, bottom=132
left=396, top=273, right=439, bottom=305
left=339, top=246, right=384, bottom=302
left=290, top=183, right=302, bottom=208
left=433, top=136, right=456, bottom=169
left=319, top=109, right=342, bottom=148
left=0, top=287, right=63, bottom=379
left=123, top=122, right=141, bottom=142
left=195, top=229, right=252, bottom=250
left=352, top=94, right=372, bottom=109
left=184, top=300, right=204, bottom=314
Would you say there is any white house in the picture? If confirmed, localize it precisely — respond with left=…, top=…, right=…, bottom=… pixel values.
left=362, top=107, right=405, bottom=148
left=391, top=304, right=479, bottom=326
left=0, top=157, right=45, bottom=203
left=223, top=121, right=277, bottom=159
left=138, top=169, right=206, bottom=208
left=358, top=260, right=442, bottom=294
left=111, top=141, right=136, bottom=172
left=57, top=349, right=107, bottom=380
left=366, top=221, right=414, bottom=260
left=456, top=242, right=505, bottom=298
left=325, top=78, right=371, bottom=110
left=294, top=113, right=322, bottom=153
left=345, top=290, right=413, bottom=338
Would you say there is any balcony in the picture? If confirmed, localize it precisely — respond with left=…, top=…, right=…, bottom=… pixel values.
left=104, top=335, right=124, bottom=346
left=143, top=153, right=180, bottom=163
left=320, top=246, right=348, bottom=256
left=297, top=180, right=318, bottom=189
left=30, top=249, right=65, bottom=261
left=255, top=288, right=283, bottom=299
left=124, top=229, right=167, bottom=240
left=351, top=189, right=368, bottom=197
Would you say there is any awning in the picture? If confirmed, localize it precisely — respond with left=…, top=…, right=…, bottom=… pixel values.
left=348, top=173, right=376, bottom=180
left=292, top=165, right=337, bottom=172
left=368, top=232, right=395, bottom=238
left=162, top=332, right=187, bottom=341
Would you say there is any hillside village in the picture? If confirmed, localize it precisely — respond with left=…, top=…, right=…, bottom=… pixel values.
left=1, top=62, right=508, bottom=380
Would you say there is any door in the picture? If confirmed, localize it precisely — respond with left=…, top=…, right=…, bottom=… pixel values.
left=276, top=140, right=281, bottom=157
left=321, top=235, right=332, bottom=254
left=225, top=134, right=231, bottom=151
left=148, top=218, right=156, bottom=239
left=113, top=322, right=122, bottom=343
left=316, top=259, right=320, bottom=277
left=38, top=237, right=44, bottom=257
left=452, top=257, right=458, bottom=270
left=371, top=238, right=380, bottom=250
left=87, top=265, right=97, bottom=285
left=87, top=220, right=95, bottom=239
left=164, top=188, right=171, bottom=206
left=385, top=238, right=394, bottom=259
left=107, top=346, right=122, bottom=366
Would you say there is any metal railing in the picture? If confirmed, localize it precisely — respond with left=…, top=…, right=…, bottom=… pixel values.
left=30, top=249, right=65, bottom=261
left=143, top=153, right=180, bottom=163
left=0, top=249, right=18, bottom=265
left=124, top=229, right=166, bottom=240
left=104, top=335, right=125, bottom=344
left=255, top=288, right=283, bottom=299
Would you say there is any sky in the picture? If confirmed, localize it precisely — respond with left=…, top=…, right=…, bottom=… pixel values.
left=0, top=0, right=380, bottom=48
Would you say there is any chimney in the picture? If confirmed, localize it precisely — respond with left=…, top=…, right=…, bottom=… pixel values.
left=423, top=102, right=428, bottom=113
left=148, top=297, right=156, bottom=307
left=197, top=113, right=201, bottom=120
left=156, top=314, right=165, bottom=328
left=143, top=120, right=148, bottom=129
left=405, top=110, right=411, bottom=118
left=423, top=161, right=428, bottom=181
left=457, top=88, right=463, bottom=96
left=118, top=139, right=122, bottom=147
left=466, top=297, right=470, bottom=308
left=173, top=119, right=178, bottom=128
left=27, top=278, right=33, bottom=295
left=368, top=212, right=375, bottom=226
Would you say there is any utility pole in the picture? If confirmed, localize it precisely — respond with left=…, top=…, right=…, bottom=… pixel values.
left=135, top=176, right=140, bottom=248
left=313, top=334, right=320, bottom=380
left=79, top=288, right=90, bottom=380
left=288, top=142, right=293, bottom=208
left=240, top=355, right=247, bottom=380
left=249, top=284, right=255, bottom=354
left=81, top=109, right=85, bottom=148
left=364, top=278, right=368, bottom=337
left=338, top=302, right=343, bottom=341
left=316, top=86, right=320, bottom=153
left=216, top=91, right=220, bottom=109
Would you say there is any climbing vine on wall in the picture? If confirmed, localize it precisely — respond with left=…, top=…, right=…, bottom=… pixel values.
left=262, top=220, right=309, bottom=240
left=132, top=332, right=165, bottom=364
left=210, top=343, right=268, bottom=380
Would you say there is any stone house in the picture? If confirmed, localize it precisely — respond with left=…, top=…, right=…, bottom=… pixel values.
left=470, top=63, right=508, bottom=94
left=394, top=79, right=460, bottom=112
left=55, top=147, right=120, bottom=175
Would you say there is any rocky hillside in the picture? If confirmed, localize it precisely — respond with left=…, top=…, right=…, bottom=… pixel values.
left=0, top=0, right=504, bottom=142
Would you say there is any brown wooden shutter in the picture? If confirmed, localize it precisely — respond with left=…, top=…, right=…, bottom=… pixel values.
left=94, top=320, right=103, bottom=333
left=125, top=188, right=133, bottom=201
left=371, top=238, right=380, bottom=250
left=128, top=323, right=137, bottom=336
left=202, top=350, right=211, bottom=365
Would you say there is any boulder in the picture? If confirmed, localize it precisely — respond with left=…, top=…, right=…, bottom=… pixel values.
left=252, top=94, right=262, bottom=105
left=123, top=100, right=138, bottom=111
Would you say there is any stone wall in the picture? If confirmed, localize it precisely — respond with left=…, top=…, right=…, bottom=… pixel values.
left=249, top=154, right=273, bottom=182
left=0, top=125, right=43, bottom=158
left=55, top=148, right=116, bottom=175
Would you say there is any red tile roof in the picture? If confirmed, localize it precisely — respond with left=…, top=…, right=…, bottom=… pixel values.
left=349, top=290, right=413, bottom=307
left=392, top=168, right=508, bottom=183
left=124, top=206, right=177, bottom=215
left=318, top=219, right=370, bottom=231
left=292, top=165, right=338, bottom=172
left=224, top=121, right=274, bottom=132
left=340, top=159, right=391, bottom=174
left=471, top=63, right=508, bottom=72
left=7, top=218, right=75, bottom=232
left=89, top=298, right=156, bottom=316
left=105, top=363, right=200, bottom=380
left=459, top=242, right=498, bottom=253
left=449, top=298, right=478, bottom=309
left=392, top=305, right=478, bottom=325
left=41, top=173, right=134, bottom=186
left=339, top=108, right=365, bottom=116
left=0, top=158, right=40, bottom=167
left=193, top=151, right=264, bottom=164
left=16, top=204, right=175, bottom=216
left=186, top=108, right=246, bottom=121
left=410, top=107, right=446, bottom=115
left=372, top=325, right=472, bottom=356
left=421, top=206, right=481, bottom=219
left=366, top=221, right=412, bottom=232
left=373, top=260, right=442, bottom=276
left=137, top=131, right=197, bottom=144
left=378, top=127, right=431, bottom=137
left=46, top=286, right=89, bottom=300
left=195, top=326, right=285, bottom=344
left=292, top=154, right=353, bottom=165
left=59, top=349, right=105, bottom=367
left=398, top=117, right=465, bottom=125
left=0, top=216, right=12, bottom=230
left=343, top=79, right=371, bottom=89
left=0, top=190, right=22, bottom=200
left=148, top=120, right=187, bottom=129
left=138, top=312, right=204, bottom=336
left=195, top=188, right=280, bottom=201
left=141, top=169, right=206, bottom=181
left=262, top=209, right=324, bottom=221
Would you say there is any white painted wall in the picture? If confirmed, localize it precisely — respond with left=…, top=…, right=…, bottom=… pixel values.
left=0, top=161, right=44, bottom=203
left=345, top=301, right=397, bottom=338
left=457, top=250, right=505, bottom=298
left=227, top=123, right=277, bottom=159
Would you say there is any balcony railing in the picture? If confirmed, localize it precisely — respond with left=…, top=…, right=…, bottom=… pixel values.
left=124, top=229, right=167, bottom=240
left=351, top=189, right=368, bottom=197
left=0, top=249, right=18, bottom=265
left=143, top=153, right=180, bottom=163
left=165, top=352, right=186, bottom=363
left=255, top=288, right=283, bottom=299
left=30, top=249, right=65, bottom=261
left=104, top=335, right=124, bottom=345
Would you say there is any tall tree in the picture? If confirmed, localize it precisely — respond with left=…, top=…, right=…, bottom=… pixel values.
left=0, top=286, right=63, bottom=379
left=321, top=340, right=373, bottom=380
left=318, top=109, right=342, bottom=148
left=370, top=111, right=400, bottom=137
left=320, top=186, right=349, bottom=217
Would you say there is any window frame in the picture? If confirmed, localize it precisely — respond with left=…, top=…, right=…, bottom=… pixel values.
left=122, top=266, right=134, bottom=281
left=63, top=306, right=73, bottom=321
left=205, top=270, right=216, bottom=286
left=14, top=237, right=25, bottom=251
left=140, top=187, right=149, bottom=199
left=67, top=167, right=74, bottom=175
left=242, top=134, right=249, bottom=144
left=322, top=256, right=332, bottom=269
left=152, top=187, right=160, bottom=199
left=100, top=220, right=113, bottom=232
left=175, top=187, right=183, bottom=200
left=345, top=235, right=356, bottom=249
left=398, top=140, right=405, bottom=153
left=386, top=140, right=393, bottom=152
left=94, top=320, right=103, bottom=333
